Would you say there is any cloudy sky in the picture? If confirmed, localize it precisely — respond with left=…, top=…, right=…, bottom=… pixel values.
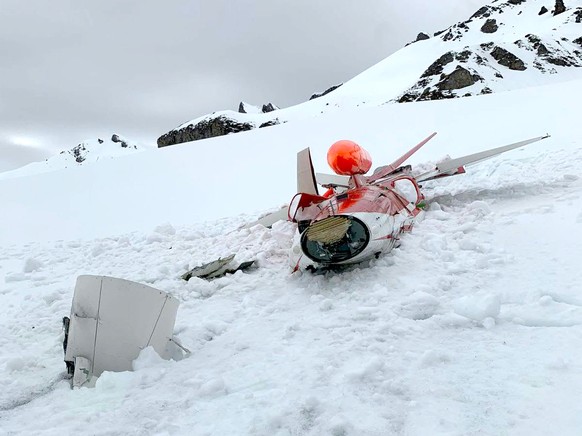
left=0, top=0, right=484, bottom=172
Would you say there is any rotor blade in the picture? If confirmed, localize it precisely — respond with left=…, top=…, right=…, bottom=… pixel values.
left=435, top=134, right=550, bottom=173
left=368, top=132, right=437, bottom=183
left=297, top=148, right=318, bottom=195
left=416, top=134, right=550, bottom=183
left=415, top=166, right=466, bottom=183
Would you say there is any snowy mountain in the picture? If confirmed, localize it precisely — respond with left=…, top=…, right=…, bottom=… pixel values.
left=2, top=2, right=582, bottom=435
left=395, top=0, right=582, bottom=101
left=158, top=0, right=582, bottom=147
left=0, top=134, right=143, bottom=181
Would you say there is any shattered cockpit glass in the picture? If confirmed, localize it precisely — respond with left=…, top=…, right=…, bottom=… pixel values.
left=301, top=215, right=369, bottom=263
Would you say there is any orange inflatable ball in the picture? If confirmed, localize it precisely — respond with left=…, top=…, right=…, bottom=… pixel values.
left=327, top=140, right=372, bottom=176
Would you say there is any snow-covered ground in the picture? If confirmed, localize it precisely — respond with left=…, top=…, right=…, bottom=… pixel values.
left=1, top=76, right=582, bottom=434
left=2, top=1, right=582, bottom=432
left=0, top=135, right=144, bottom=181
left=1, top=76, right=580, bottom=246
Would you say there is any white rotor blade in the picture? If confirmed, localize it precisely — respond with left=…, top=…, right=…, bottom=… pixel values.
left=417, top=134, right=550, bottom=182
left=437, top=134, right=550, bottom=173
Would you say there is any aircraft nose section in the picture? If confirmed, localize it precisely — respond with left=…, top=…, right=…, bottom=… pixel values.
left=301, top=215, right=370, bottom=264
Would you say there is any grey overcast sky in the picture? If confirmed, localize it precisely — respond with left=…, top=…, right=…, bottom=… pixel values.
left=0, top=0, right=483, bottom=171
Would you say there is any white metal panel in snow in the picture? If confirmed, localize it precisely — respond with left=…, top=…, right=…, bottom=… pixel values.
left=65, top=275, right=179, bottom=378
left=64, top=275, right=102, bottom=365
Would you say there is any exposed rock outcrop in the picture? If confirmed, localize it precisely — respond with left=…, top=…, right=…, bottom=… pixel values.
left=407, top=32, right=431, bottom=46
left=309, top=84, right=343, bottom=100
left=481, top=19, right=499, bottom=33
left=471, top=5, right=504, bottom=19
left=516, top=34, right=582, bottom=68
left=55, top=135, right=139, bottom=165
left=68, top=143, right=88, bottom=163
left=438, top=66, right=482, bottom=90
left=554, top=0, right=566, bottom=15
left=397, top=49, right=487, bottom=103
left=490, top=46, right=527, bottom=70
left=438, top=22, right=471, bottom=42
left=421, top=52, right=455, bottom=78
left=416, top=32, right=430, bottom=42
left=111, top=134, right=130, bottom=148
left=238, top=102, right=279, bottom=114
left=157, top=116, right=254, bottom=148
left=259, top=119, right=280, bottom=128
left=262, top=103, right=278, bottom=113
left=539, top=6, right=549, bottom=15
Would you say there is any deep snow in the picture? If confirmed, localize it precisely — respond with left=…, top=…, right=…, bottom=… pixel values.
left=1, top=80, right=582, bottom=434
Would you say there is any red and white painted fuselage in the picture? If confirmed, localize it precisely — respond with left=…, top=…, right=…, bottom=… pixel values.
left=286, top=133, right=550, bottom=272
left=289, top=172, right=424, bottom=271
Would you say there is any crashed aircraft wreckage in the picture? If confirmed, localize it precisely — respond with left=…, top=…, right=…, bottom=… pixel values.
left=62, top=275, right=188, bottom=387
left=64, top=133, right=550, bottom=386
left=256, top=132, right=551, bottom=271
left=182, top=132, right=550, bottom=276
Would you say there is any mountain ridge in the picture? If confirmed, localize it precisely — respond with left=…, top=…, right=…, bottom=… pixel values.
left=157, top=0, right=582, bottom=148
left=0, top=134, right=143, bottom=181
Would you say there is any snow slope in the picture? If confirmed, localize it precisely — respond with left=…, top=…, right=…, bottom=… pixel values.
left=0, top=135, right=143, bottom=181
left=332, top=0, right=582, bottom=102
left=0, top=76, right=580, bottom=246
left=1, top=73, right=582, bottom=434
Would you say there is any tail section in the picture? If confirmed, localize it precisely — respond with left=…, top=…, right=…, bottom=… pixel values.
left=245, top=147, right=318, bottom=229
left=297, top=148, right=318, bottom=195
